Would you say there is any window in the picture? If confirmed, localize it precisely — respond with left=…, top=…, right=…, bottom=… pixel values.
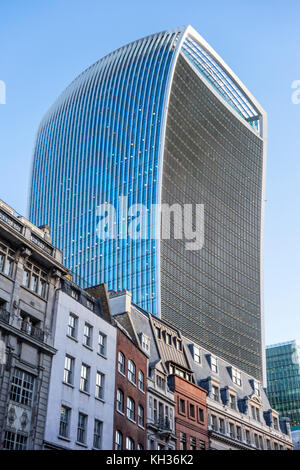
left=266, top=439, right=271, bottom=450
left=198, top=407, right=204, bottom=422
left=179, top=432, right=186, bottom=450
left=193, top=346, right=201, bottom=364
left=219, top=418, right=225, bottom=434
left=176, top=339, right=182, bottom=351
left=3, top=431, right=27, bottom=450
left=98, top=332, right=107, bottom=356
left=59, top=406, right=71, bottom=438
left=166, top=333, right=172, bottom=345
left=212, top=385, right=219, bottom=401
left=87, top=299, right=94, bottom=311
left=68, top=314, right=77, bottom=338
left=274, top=442, right=278, bottom=450
left=128, top=360, right=136, bottom=384
left=77, top=413, right=87, bottom=444
left=63, top=355, right=74, bottom=385
left=117, top=389, right=124, bottom=413
left=71, top=289, right=79, bottom=300
left=246, top=429, right=251, bottom=445
left=254, top=380, right=260, bottom=396
left=254, top=434, right=259, bottom=448
left=138, top=405, right=144, bottom=427
left=141, top=334, right=150, bottom=353
left=10, top=369, right=34, bottom=406
left=156, top=327, right=161, bottom=339
left=118, top=351, right=125, bottom=374
left=211, top=356, right=218, bottom=373
left=259, top=435, right=264, bottom=449
left=190, top=437, right=196, bottom=450
left=126, top=437, right=134, bottom=450
left=115, top=430, right=123, bottom=450
left=22, top=262, right=47, bottom=298
left=199, top=440, right=206, bottom=450
left=80, top=364, right=90, bottom=393
left=189, top=403, right=195, bottom=418
left=137, top=443, right=143, bottom=450
left=273, top=416, right=279, bottom=430
left=211, top=415, right=217, bottom=431
left=232, top=368, right=242, bottom=386
left=229, top=422, right=235, bottom=438
left=256, top=407, right=260, bottom=422
left=138, top=370, right=144, bottom=391
left=179, top=398, right=185, bottom=414
left=156, top=375, right=165, bottom=390
left=93, top=419, right=103, bottom=449
left=236, top=426, right=242, bottom=441
left=83, top=323, right=93, bottom=347
left=0, top=243, right=15, bottom=278
left=127, top=397, right=135, bottom=421
left=229, top=394, right=236, bottom=409
left=95, top=372, right=105, bottom=400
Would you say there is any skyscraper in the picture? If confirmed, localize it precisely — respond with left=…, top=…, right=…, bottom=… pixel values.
left=29, top=26, right=267, bottom=380
left=266, top=341, right=300, bottom=436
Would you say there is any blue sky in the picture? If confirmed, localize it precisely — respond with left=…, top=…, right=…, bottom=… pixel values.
left=0, top=0, right=299, bottom=345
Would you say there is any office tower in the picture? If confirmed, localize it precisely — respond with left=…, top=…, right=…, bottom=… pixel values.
left=29, top=26, right=267, bottom=380
left=266, top=340, right=300, bottom=445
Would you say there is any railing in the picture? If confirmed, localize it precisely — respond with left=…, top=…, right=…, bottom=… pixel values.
left=0, top=208, right=23, bottom=233
left=0, top=308, right=10, bottom=324
left=21, top=320, right=45, bottom=342
left=155, top=417, right=171, bottom=432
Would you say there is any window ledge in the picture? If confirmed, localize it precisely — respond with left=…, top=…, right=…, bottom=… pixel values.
left=117, top=410, right=125, bottom=417
left=127, top=417, right=136, bottom=425
left=95, top=396, right=105, bottom=404
left=97, top=352, right=107, bottom=360
left=58, top=435, right=71, bottom=442
left=66, top=334, right=78, bottom=343
left=62, top=381, right=74, bottom=389
left=75, top=441, right=88, bottom=448
left=79, top=390, right=90, bottom=397
left=83, top=344, right=93, bottom=352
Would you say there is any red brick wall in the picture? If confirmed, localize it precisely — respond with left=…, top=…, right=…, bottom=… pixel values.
left=171, top=375, right=209, bottom=450
left=113, top=328, right=147, bottom=450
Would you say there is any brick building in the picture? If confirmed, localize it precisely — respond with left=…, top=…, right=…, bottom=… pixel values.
left=168, top=374, right=208, bottom=450
left=113, top=317, right=147, bottom=450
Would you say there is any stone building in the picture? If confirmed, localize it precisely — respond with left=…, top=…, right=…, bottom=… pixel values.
left=0, top=200, right=67, bottom=449
left=184, top=338, right=293, bottom=450
left=43, top=281, right=116, bottom=450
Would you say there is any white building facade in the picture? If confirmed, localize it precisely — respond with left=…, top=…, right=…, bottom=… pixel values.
left=44, top=280, right=116, bottom=450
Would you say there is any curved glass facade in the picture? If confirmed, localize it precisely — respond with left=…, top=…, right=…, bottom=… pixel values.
left=30, top=26, right=266, bottom=379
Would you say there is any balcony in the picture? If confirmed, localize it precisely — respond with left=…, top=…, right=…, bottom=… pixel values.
left=0, top=308, right=10, bottom=324
left=20, top=320, right=45, bottom=342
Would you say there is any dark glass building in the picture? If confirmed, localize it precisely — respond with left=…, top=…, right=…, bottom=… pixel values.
left=266, top=341, right=300, bottom=431
left=29, top=26, right=267, bottom=380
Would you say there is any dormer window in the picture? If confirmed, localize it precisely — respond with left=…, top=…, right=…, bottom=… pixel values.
left=253, top=380, right=260, bottom=396
left=211, top=356, right=218, bottom=373
left=212, top=385, right=219, bottom=401
left=229, top=394, right=236, bottom=410
left=156, top=327, right=161, bottom=339
left=273, top=416, right=279, bottom=430
left=166, top=333, right=172, bottom=345
left=176, top=339, right=182, bottom=351
left=193, top=346, right=201, bottom=364
left=232, top=367, right=242, bottom=386
left=141, top=334, right=150, bottom=353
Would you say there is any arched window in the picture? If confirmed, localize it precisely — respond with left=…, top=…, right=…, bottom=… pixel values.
left=115, top=430, right=123, bottom=450
left=128, top=360, right=136, bottom=383
left=127, top=397, right=135, bottom=421
left=138, top=370, right=144, bottom=391
left=116, top=389, right=124, bottom=413
left=118, top=351, right=125, bottom=374
left=138, top=405, right=144, bottom=427
left=126, top=436, right=134, bottom=450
